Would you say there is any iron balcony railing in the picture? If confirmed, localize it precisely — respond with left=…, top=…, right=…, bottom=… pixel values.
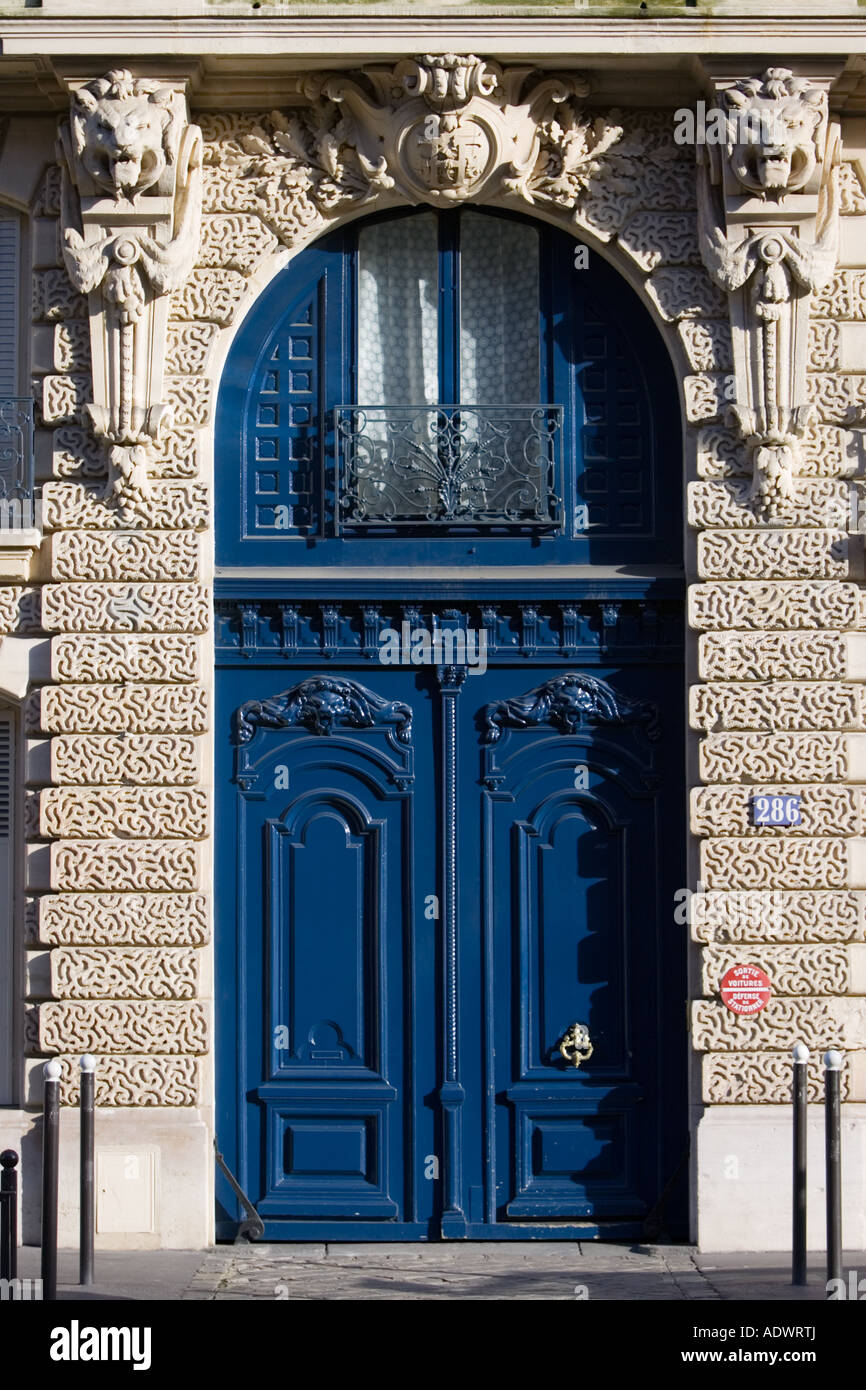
left=335, top=404, right=563, bottom=532
left=0, top=397, right=36, bottom=530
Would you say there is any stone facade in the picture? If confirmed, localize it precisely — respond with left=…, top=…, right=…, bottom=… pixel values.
left=1, top=12, right=866, bottom=1252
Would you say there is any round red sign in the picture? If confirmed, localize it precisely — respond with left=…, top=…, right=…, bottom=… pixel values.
left=720, top=964, right=772, bottom=1016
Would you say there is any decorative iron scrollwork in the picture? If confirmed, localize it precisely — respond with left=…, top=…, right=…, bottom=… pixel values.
left=335, top=404, right=563, bottom=529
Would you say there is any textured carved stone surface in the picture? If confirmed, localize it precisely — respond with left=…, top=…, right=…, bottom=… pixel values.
left=39, top=685, right=208, bottom=734
left=692, top=997, right=866, bottom=1051
left=696, top=422, right=851, bottom=479
left=700, top=836, right=848, bottom=889
left=50, top=635, right=199, bottom=683
left=812, top=270, right=866, bottom=319
left=0, top=586, right=22, bottom=633
left=165, top=323, right=217, bottom=376
left=688, top=479, right=849, bottom=530
left=41, top=374, right=89, bottom=426
left=199, top=212, right=278, bottom=273
left=689, top=581, right=862, bottom=631
left=808, top=371, right=866, bottom=421
left=170, top=268, right=247, bottom=323
left=165, top=377, right=211, bottom=428
left=52, top=425, right=107, bottom=481
left=54, top=1054, right=199, bottom=1106
left=697, top=531, right=849, bottom=580
left=616, top=210, right=699, bottom=272
left=51, top=947, right=199, bottom=1000
left=809, top=319, right=840, bottom=371
left=698, top=631, right=847, bottom=681
left=51, top=734, right=200, bottom=786
left=699, top=733, right=847, bottom=783
left=53, top=322, right=90, bottom=373
left=33, top=892, right=209, bottom=946
left=51, top=531, right=199, bottom=582
left=644, top=267, right=727, bottom=321
left=38, top=1000, right=208, bottom=1054
left=678, top=320, right=732, bottom=373
left=691, top=889, right=863, bottom=943
left=690, top=682, right=866, bottom=732
left=50, top=840, right=200, bottom=891
left=702, top=1053, right=851, bottom=1103
left=40, top=788, right=208, bottom=839
left=684, top=373, right=726, bottom=423
left=42, top=482, right=207, bottom=532
left=33, top=269, right=86, bottom=322
left=702, top=945, right=850, bottom=996
left=692, top=785, right=860, bottom=837
left=42, top=583, right=208, bottom=634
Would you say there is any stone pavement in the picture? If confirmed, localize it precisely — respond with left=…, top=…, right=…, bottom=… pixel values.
left=15, top=1242, right=864, bottom=1301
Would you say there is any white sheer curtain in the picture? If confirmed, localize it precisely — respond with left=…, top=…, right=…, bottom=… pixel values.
left=357, top=214, right=438, bottom=405
left=459, top=211, right=539, bottom=404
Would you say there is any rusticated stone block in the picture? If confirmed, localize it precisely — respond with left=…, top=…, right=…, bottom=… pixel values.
left=41, top=583, right=208, bottom=634
left=697, top=530, right=849, bottom=581
left=644, top=267, right=727, bottom=321
left=42, top=482, right=207, bottom=532
left=39, top=684, right=208, bottom=734
left=699, top=836, right=848, bottom=890
left=699, top=733, right=847, bottom=783
left=50, top=734, right=200, bottom=786
left=50, top=947, right=199, bottom=1000
left=40, top=788, right=208, bottom=840
left=690, top=682, right=866, bottom=732
left=38, top=1000, right=208, bottom=1054
left=690, top=889, right=863, bottom=944
left=50, top=635, right=200, bottom=683
left=691, top=785, right=862, bottom=837
left=698, top=631, right=848, bottom=682
left=702, top=1053, right=855, bottom=1104
left=51, top=531, right=200, bottom=583
left=49, top=840, right=200, bottom=892
left=688, top=479, right=849, bottom=530
left=688, top=581, right=863, bottom=632
left=32, top=892, right=209, bottom=946
left=53, top=1054, right=199, bottom=1106
left=691, top=996, right=866, bottom=1050
left=169, top=268, right=247, bottom=324
left=701, top=944, right=851, bottom=996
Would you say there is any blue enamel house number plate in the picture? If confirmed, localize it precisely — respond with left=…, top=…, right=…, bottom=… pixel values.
left=750, top=794, right=802, bottom=826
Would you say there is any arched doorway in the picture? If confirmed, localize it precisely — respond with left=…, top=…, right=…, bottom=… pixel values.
left=214, top=206, right=687, bottom=1240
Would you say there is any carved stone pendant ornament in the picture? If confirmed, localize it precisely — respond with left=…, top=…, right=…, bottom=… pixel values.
left=58, top=71, right=203, bottom=520
left=697, top=68, right=841, bottom=513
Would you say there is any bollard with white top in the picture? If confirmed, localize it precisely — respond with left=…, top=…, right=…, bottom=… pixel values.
left=80, top=1054, right=96, bottom=1287
left=824, top=1049, right=843, bottom=1296
left=41, top=1059, right=61, bottom=1302
left=792, top=1043, right=808, bottom=1286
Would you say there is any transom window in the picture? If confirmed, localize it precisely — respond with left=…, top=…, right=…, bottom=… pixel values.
left=216, top=205, right=680, bottom=568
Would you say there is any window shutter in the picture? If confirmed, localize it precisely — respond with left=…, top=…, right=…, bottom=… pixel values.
left=0, top=214, right=20, bottom=398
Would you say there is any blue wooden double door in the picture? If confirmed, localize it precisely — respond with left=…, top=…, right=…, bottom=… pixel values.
left=216, top=606, right=686, bottom=1241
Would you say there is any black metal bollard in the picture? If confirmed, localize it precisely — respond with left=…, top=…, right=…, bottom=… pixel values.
left=792, top=1043, right=808, bottom=1286
left=824, top=1049, right=843, bottom=1296
left=0, top=1148, right=18, bottom=1281
left=79, top=1055, right=95, bottom=1287
left=41, top=1059, right=61, bottom=1302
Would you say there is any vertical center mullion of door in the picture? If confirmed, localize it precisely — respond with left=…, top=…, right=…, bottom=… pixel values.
left=439, top=212, right=460, bottom=404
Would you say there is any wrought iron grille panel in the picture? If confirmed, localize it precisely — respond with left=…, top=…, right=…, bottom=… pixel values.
left=335, top=405, right=563, bottom=532
left=0, top=398, right=35, bottom=521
